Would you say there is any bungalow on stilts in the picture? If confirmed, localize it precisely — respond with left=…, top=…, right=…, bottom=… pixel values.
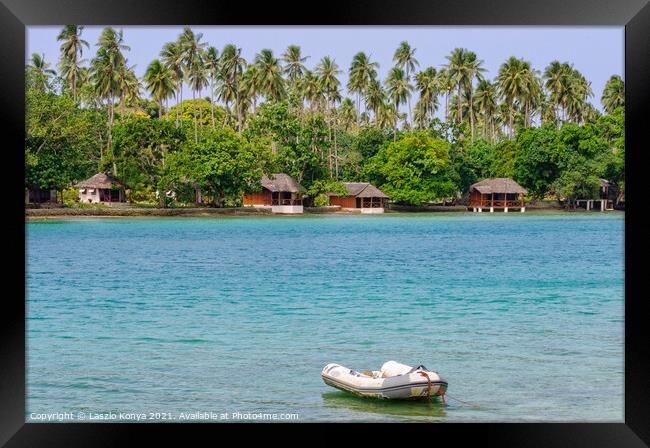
left=468, top=178, right=527, bottom=213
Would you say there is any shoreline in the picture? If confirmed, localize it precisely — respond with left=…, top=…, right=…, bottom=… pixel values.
left=25, top=205, right=624, bottom=220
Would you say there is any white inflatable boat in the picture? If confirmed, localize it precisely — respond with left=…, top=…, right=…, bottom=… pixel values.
left=321, top=361, right=447, bottom=400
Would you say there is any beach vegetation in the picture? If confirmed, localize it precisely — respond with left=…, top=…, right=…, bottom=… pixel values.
left=25, top=26, right=625, bottom=208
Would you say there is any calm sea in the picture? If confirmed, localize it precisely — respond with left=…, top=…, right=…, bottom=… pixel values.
left=26, top=213, right=624, bottom=422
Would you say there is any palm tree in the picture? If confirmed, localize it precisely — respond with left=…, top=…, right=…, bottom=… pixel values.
left=116, top=62, right=141, bottom=115
left=566, top=69, right=593, bottom=124
left=445, top=48, right=484, bottom=138
left=385, top=67, right=413, bottom=127
left=28, top=53, right=57, bottom=91
left=347, top=52, right=379, bottom=128
left=338, top=98, right=357, bottom=132
left=160, top=41, right=184, bottom=128
left=282, top=45, right=308, bottom=90
left=204, top=46, right=220, bottom=128
left=474, top=79, right=498, bottom=142
left=316, top=56, right=341, bottom=177
left=255, top=49, right=286, bottom=102
left=436, top=68, right=454, bottom=123
left=445, top=48, right=471, bottom=125
left=364, top=79, right=384, bottom=126
left=497, top=56, right=528, bottom=137
left=91, top=27, right=129, bottom=171
left=414, top=67, right=438, bottom=128
left=393, top=41, right=419, bottom=124
left=219, top=44, right=246, bottom=129
left=301, top=70, right=325, bottom=113
left=144, top=59, right=174, bottom=118
left=240, top=63, right=260, bottom=120
left=601, top=75, right=625, bottom=114
left=543, top=60, right=572, bottom=125
left=57, top=25, right=89, bottom=102
left=179, top=27, right=207, bottom=142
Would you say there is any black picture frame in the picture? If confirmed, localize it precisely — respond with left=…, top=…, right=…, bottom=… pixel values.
left=2, top=0, right=647, bottom=445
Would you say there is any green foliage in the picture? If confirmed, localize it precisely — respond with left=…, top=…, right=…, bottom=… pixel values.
left=166, top=127, right=272, bottom=206
left=111, top=116, right=185, bottom=198
left=247, top=102, right=327, bottom=189
left=163, top=99, right=226, bottom=128
left=490, top=140, right=519, bottom=179
left=26, top=88, right=107, bottom=190
left=513, top=125, right=563, bottom=197
left=368, top=132, right=457, bottom=205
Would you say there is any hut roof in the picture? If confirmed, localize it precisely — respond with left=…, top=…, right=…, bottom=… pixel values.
left=328, top=182, right=389, bottom=198
left=470, top=178, right=527, bottom=194
left=260, top=173, right=301, bottom=193
left=75, top=173, right=123, bottom=189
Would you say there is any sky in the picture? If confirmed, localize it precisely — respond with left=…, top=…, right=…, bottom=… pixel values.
left=26, top=26, right=623, bottom=117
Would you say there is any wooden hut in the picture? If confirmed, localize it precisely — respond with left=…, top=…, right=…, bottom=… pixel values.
left=327, top=182, right=389, bottom=213
left=243, top=173, right=303, bottom=214
left=575, top=179, right=617, bottom=211
left=75, top=173, right=126, bottom=204
left=26, top=187, right=58, bottom=205
left=468, top=178, right=527, bottom=212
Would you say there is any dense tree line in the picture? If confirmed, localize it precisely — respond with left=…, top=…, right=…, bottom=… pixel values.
left=25, top=26, right=625, bottom=207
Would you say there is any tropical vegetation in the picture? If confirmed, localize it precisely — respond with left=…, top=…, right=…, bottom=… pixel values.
left=26, top=26, right=625, bottom=207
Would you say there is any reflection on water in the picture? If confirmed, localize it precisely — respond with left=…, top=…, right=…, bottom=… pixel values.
left=321, top=391, right=447, bottom=419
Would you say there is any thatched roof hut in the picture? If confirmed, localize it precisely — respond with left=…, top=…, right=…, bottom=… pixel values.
left=327, top=182, right=389, bottom=212
left=333, top=182, right=390, bottom=199
left=75, top=173, right=125, bottom=204
left=243, top=173, right=303, bottom=213
left=75, top=173, right=124, bottom=189
left=468, top=178, right=527, bottom=212
left=469, top=178, right=527, bottom=195
left=260, top=173, right=302, bottom=193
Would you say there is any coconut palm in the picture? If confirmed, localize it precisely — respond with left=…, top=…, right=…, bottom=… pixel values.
left=566, top=69, right=593, bottom=124
left=56, top=25, right=89, bottom=102
left=144, top=59, right=175, bottom=118
left=179, top=27, right=207, bottom=142
left=28, top=53, right=57, bottom=92
left=385, top=67, right=413, bottom=127
left=315, top=56, right=342, bottom=176
left=240, top=63, right=260, bottom=119
left=316, top=56, right=341, bottom=113
left=301, top=70, right=325, bottom=113
left=282, top=45, right=308, bottom=90
left=364, top=78, right=384, bottom=126
left=219, top=44, right=246, bottom=129
left=116, top=63, right=141, bottom=115
left=347, top=52, right=379, bottom=128
left=91, top=27, right=129, bottom=169
left=414, top=67, right=438, bottom=127
left=255, top=49, right=286, bottom=103
left=393, top=41, right=419, bottom=123
left=436, top=68, right=454, bottom=123
left=160, top=41, right=184, bottom=127
left=474, top=79, right=498, bottom=142
left=543, top=60, right=572, bottom=125
left=204, top=46, right=220, bottom=128
left=445, top=48, right=471, bottom=125
left=497, top=56, right=529, bottom=137
left=601, top=75, right=624, bottom=114
left=338, top=98, right=357, bottom=132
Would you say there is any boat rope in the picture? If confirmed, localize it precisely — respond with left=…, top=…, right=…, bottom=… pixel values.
left=418, top=371, right=432, bottom=399
left=443, top=393, right=482, bottom=409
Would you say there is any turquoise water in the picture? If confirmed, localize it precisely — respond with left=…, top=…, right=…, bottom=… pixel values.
left=26, top=213, right=624, bottom=422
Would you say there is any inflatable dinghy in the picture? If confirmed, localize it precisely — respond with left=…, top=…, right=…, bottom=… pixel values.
left=321, top=361, right=447, bottom=400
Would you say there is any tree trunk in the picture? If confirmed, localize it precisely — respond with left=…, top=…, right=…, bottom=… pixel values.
left=457, top=85, right=462, bottom=124
left=193, top=89, right=198, bottom=144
